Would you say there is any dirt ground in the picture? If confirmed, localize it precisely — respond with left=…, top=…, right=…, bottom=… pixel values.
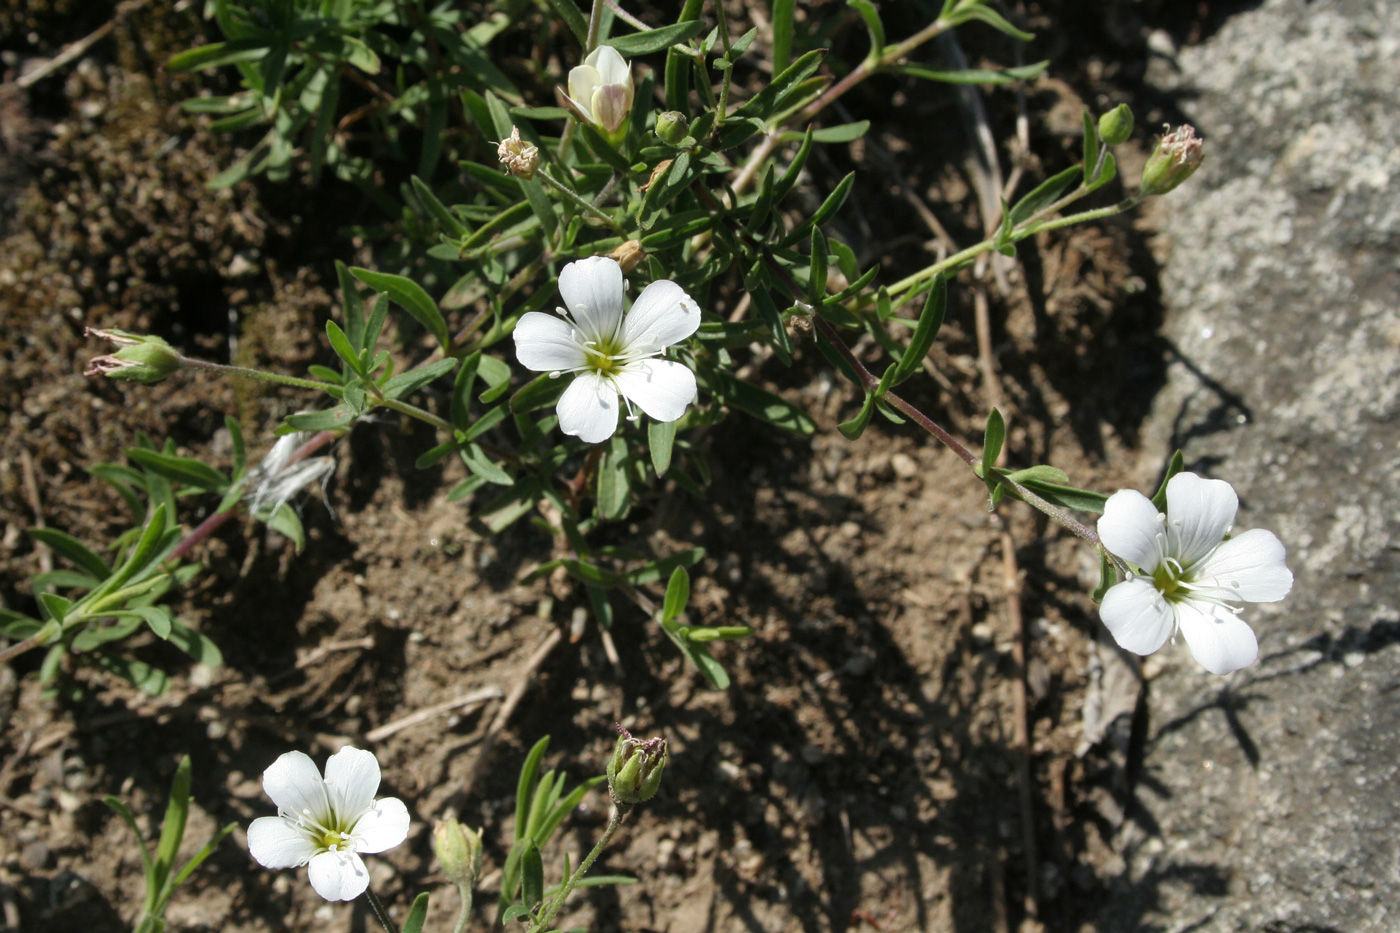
left=0, top=2, right=1202, bottom=931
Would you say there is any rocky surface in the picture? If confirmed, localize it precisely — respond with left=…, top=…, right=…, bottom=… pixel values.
left=1100, top=0, right=1400, bottom=930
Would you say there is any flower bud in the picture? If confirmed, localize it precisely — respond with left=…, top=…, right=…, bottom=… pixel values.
left=606, top=728, right=667, bottom=808
left=1140, top=124, right=1205, bottom=196
left=655, top=111, right=689, bottom=146
left=608, top=239, right=645, bottom=273
left=1097, top=104, right=1133, bottom=147
left=565, top=46, right=634, bottom=140
left=432, top=819, right=483, bottom=887
left=496, top=126, right=539, bottom=180
left=83, top=328, right=182, bottom=384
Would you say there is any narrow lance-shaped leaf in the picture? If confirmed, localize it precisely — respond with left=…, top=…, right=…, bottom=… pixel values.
left=771, top=0, right=795, bottom=73
left=847, top=0, right=885, bottom=58
left=606, top=20, right=706, bottom=55
left=1008, top=164, right=1080, bottom=227
left=1151, top=450, right=1186, bottom=511
left=350, top=268, right=451, bottom=353
left=153, top=756, right=193, bottom=896
left=892, top=273, right=947, bottom=385
left=648, top=419, right=677, bottom=476
left=27, top=528, right=111, bottom=580
left=982, top=408, right=1006, bottom=475
left=662, top=566, right=690, bottom=623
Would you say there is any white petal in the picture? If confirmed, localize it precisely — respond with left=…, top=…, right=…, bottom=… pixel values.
left=1195, top=528, right=1293, bottom=603
left=592, top=84, right=630, bottom=133
left=323, top=746, right=380, bottom=821
left=351, top=796, right=410, bottom=854
left=248, top=816, right=316, bottom=869
left=559, top=257, right=624, bottom=344
left=622, top=280, right=701, bottom=351
left=614, top=360, right=697, bottom=423
left=1099, top=577, right=1175, bottom=656
left=557, top=372, right=619, bottom=443
left=514, top=311, right=588, bottom=372
left=307, top=850, right=370, bottom=902
left=262, top=751, right=330, bottom=823
left=1164, top=472, right=1238, bottom=569
left=567, top=65, right=601, bottom=121
left=1176, top=599, right=1258, bottom=675
left=1097, top=488, right=1164, bottom=571
left=587, top=45, right=631, bottom=88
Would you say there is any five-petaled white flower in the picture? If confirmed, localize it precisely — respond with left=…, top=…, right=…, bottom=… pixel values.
left=247, top=746, right=410, bottom=902
left=565, top=46, right=634, bottom=136
left=514, top=256, right=700, bottom=444
left=1097, top=471, right=1293, bottom=675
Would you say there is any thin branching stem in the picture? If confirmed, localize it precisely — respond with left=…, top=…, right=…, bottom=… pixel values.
left=528, top=809, right=626, bottom=933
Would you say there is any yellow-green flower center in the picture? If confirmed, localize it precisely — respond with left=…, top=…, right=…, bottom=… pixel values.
left=584, top=337, right=625, bottom=375
left=1153, top=562, right=1189, bottom=601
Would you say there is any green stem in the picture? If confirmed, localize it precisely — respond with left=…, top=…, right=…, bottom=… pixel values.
left=178, top=357, right=337, bottom=392
left=536, top=167, right=627, bottom=233
left=451, top=882, right=474, bottom=933
left=178, top=356, right=453, bottom=433
left=528, top=810, right=626, bottom=933
left=713, top=0, right=734, bottom=125
left=1017, top=195, right=1140, bottom=237
left=377, top=397, right=454, bottom=432
left=810, top=312, right=1101, bottom=547
left=584, top=0, right=604, bottom=52
left=363, top=886, right=399, bottom=933
left=886, top=194, right=1142, bottom=300
left=887, top=239, right=996, bottom=298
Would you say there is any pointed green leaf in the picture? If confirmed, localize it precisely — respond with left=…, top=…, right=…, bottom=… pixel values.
left=606, top=20, right=706, bottom=55
left=381, top=358, right=458, bottom=400
left=1008, top=164, right=1080, bottom=227
left=662, top=566, right=690, bottom=624
left=27, top=528, right=111, bottom=580
left=982, top=408, right=1005, bottom=474
left=402, top=893, right=431, bottom=933
left=104, top=796, right=154, bottom=877
left=126, top=450, right=229, bottom=493
left=892, top=273, right=947, bottom=384
left=350, top=268, right=451, bottom=352
left=838, top=391, right=878, bottom=440
left=153, top=756, right=192, bottom=894
left=847, top=0, right=885, bottom=56
left=648, top=419, right=677, bottom=476
left=1151, top=450, right=1185, bottom=511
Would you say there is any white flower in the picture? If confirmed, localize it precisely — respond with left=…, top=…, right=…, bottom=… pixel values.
left=1097, top=472, right=1293, bottom=675
left=247, top=747, right=410, bottom=901
left=514, top=256, right=700, bottom=444
left=247, top=432, right=336, bottom=519
left=566, top=46, right=634, bottom=135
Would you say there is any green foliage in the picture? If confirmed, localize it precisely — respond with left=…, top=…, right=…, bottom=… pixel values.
left=497, top=736, right=622, bottom=926
left=105, top=756, right=236, bottom=933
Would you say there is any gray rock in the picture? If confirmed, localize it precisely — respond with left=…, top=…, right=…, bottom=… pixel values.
left=1101, top=1, right=1400, bottom=930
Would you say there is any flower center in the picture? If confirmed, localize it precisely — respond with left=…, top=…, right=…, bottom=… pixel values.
left=1152, top=558, right=1190, bottom=602
left=317, top=828, right=356, bottom=851
left=583, top=336, right=626, bottom=375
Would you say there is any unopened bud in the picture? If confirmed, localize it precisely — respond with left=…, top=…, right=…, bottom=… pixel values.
left=608, top=239, right=645, bottom=273
left=655, top=111, right=688, bottom=146
left=606, top=727, right=667, bottom=809
left=1097, top=104, right=1133, bottom=147
left=497, top=126, right=539, bottom=180
left=1140, top=124, right=1204, bottom=196
left=83, top=328, right=181, bottom=384
left=432, top=819, right=483, bottom=887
